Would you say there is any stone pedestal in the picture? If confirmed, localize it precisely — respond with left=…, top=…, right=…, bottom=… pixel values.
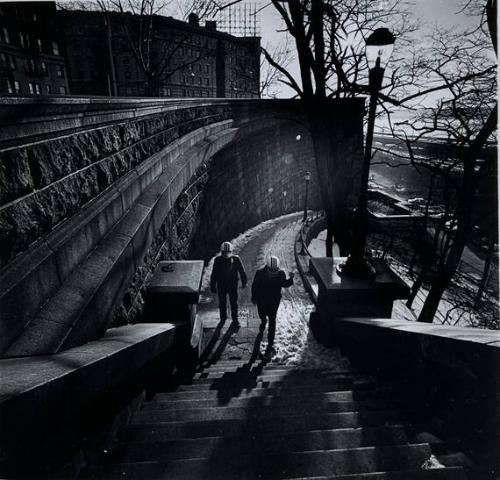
left=309, top=257, right=410, bottom=345
left=145, top=260, right=204, bottom=358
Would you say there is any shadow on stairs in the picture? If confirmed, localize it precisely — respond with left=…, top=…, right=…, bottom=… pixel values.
left=80, top=356, right=477, bottom=479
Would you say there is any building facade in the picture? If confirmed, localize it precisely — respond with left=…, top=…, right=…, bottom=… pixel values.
left=0, top=2, right=69, bottom=96
left=58, top=10, right=260, bottom=98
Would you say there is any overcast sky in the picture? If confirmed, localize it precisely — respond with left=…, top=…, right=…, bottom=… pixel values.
left=252, top=0, right=478, bottom=96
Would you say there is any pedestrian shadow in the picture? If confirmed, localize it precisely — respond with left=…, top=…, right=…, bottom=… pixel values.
left=199, top=321, right=241, bottom=367
left=210, top=332, right=269, bottom=406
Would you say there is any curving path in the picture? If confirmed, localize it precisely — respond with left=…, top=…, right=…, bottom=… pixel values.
left=198, top=212, right=350, bottom=369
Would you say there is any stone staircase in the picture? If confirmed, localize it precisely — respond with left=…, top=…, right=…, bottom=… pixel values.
left=83, top=359, right=468, bottom=479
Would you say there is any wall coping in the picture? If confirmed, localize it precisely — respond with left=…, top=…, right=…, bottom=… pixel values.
left=338, top=317, right=500, bottom=348
left=0, top=323, right=184, bottom=404
left=0, top=96, right=365, bottom=148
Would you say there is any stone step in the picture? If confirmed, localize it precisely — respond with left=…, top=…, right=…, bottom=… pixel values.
left=198, top=361, right=296, bottom=371
left=139, top=397, right=406, bottom=421
left=197, top=365, right=355, bottom=375
left=191, top=370, right=373, bottom=383
left=143, top=392, right=403, bottom=413
left=172, top=377, right=379, bottom=392
left=131, top=406, right=413, bottom=427
left=123, top=409, right=413, bottom=441
left=84, top=444, right=433, bottom=479
left=116, top=426, right=411, bottom=462
left=152, top=385, right=395, bottom=403
left=284, top=467, right=468, bottom=480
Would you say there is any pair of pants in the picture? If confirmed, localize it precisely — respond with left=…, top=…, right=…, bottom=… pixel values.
left=257, top=303, right=279, bottom=347
left=218, top=287, right=238, bottom=322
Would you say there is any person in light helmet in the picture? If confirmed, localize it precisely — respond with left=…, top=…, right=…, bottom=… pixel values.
left=251, top=255, right=294, bottom=360
left=210, top=241, right=247, bottom=326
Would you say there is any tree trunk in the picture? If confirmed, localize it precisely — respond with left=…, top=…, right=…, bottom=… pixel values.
left=307, top=100, right=361, bottom=259
left=418, top=105, right=497, bottom=323
left=418, top=263, right=456, bottom=323
left=474, top=240, right=495, bottom=308
left=326, top=224, right=333, bottom=257
left=406, top=263, right=429, bottom=309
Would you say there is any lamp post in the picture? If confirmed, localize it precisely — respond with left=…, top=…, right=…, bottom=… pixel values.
left=338, top=27, right=395, bottom=279
left=303, top=171, right=311, bottom=222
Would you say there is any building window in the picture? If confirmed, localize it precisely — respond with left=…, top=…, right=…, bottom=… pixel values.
left=204, top=78, right=209, bottom=86
left=56, top=64, right=64, bottom=78
left=28, top=82, right=34, bottom=94
left=46, top=84, right=51, bottom=94
left=2, top=27, right=9, bottom=44
left=34, top=83, right=41, bottom=95
left=36, top=38, right=42, bottom=52
left=28, top=58, right=35, bottom=73
left=14, top=80, right=20, bottom=93
left=41, top=61, right=47, bottom=74
left=59, top=86, right=66, bottom=94
left=204, top=64, right=209, bottom=73
left=52, top=41, right=60, bottom=55
left=6, top=80, right=12, bottom=94
left=198, top=77, right=202, bottom=85
left=0, top=52, right=6, bottom=67
left=9, top=55, right=16, bottom=70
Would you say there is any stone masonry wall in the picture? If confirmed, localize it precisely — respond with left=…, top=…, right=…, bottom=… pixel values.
left=191, top=122, right=323, bottom=259
left=0, top=98, right=363, bottom=356
left=0, top=101, right=233, bottom=356
left=0, top=105, right=230, bottom=269
left=114, top=162, right=211, bottom=326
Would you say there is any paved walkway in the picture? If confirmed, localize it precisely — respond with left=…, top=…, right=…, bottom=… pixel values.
left=198, top=213, right=349, bottom=369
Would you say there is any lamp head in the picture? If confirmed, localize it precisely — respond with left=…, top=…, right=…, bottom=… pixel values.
left=365, top=28, right=395, bottom=70
left=305, top=171, right=311, bottom=182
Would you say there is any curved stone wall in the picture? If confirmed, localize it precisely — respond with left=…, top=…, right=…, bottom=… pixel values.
left=0, top=97, right=363, bottom=357
left=0, top=99, right=234, bottom=357
left=0, top=104, right=231, bottom=268
left=191, top=121, right=323, bottom=259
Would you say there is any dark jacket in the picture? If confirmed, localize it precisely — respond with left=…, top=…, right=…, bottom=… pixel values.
left=251, top=266, right=293, bottom=306
left=210, top=255, right=247, bottom=292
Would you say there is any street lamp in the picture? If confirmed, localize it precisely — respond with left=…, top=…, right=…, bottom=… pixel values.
left=303, top=171, right=311, bottom=222
left=338, top=27, right=395, bottom=279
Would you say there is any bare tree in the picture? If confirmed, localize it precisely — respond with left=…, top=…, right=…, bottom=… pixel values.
left=385, top=1, right=497, bottom=323
left=260, top=39, right=294, bottom=98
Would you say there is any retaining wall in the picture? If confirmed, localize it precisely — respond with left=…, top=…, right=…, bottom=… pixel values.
left=0, top=97, right=364, bottom=357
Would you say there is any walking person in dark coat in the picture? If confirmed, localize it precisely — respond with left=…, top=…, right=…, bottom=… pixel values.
left=251, top=255, right=294, bottom=360
left=210, top=241, right=247, bottom=326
